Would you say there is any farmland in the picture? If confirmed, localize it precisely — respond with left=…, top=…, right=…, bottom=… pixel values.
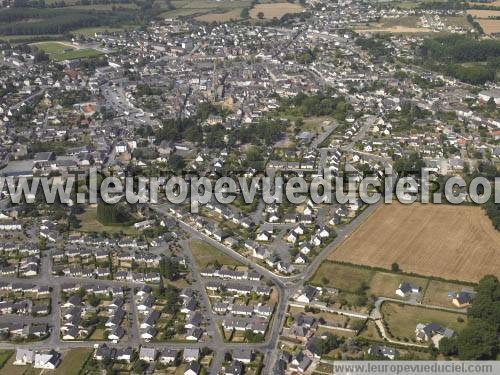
left=162, top=0, right=252, bottom=19
left=477, top=19, right=500, bottom=35
left=469, top=0, right=500, bottom=6
left=329, top=203, right=500, bottom=283
left=466, top=9, right=500, bottom=18
left=355, top=16, right=431, bottom=34
left=195, top=9, right=243, bottom=23
left=250, top=3, right=304, bottom=19
left=381, top=302, right=467, bottom=341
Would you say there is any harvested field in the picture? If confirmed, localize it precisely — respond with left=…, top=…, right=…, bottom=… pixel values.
left=469, top=1, right=500, bottom=7
left=329, top=203, right=500, bottom=283
left=467, top=9, right=500, bottom=18
left=250, top=3, right=304, bottom=19
left=477, top=19, right=500, bottom=34
left=355, top=16, right=433, bottom=33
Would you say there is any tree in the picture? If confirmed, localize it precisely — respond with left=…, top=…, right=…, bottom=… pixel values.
left=96, top=202, right=131, bottom=225
left=167, top=154, right=185, bottom=172
left=87, top=293, right=101, bottom=307
left=160, top=257, right=179, bottom=281
left=457, top=320, right=497, bottom=359
left=439, top=337, right=458, bottom=356
left=240, top=7, right=249, bottom=18
left=257, top=11, right=264, bottom=19
left=350, top=319, right=365, bottom=333
left=486, top=98, right=496, bottom=112
left=391, top=262, right=400, bottom=272
left=450, top=275, right=500, bottom=359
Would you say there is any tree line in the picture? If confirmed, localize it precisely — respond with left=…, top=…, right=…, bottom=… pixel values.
left=0, top=6, right=143, bottom=35
left=440, top=275, right=500, bottom=359
left=420, top=35, right=500, bottom=84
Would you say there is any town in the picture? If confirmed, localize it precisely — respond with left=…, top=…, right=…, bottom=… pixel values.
left=0, top=0, right=499, bottom=374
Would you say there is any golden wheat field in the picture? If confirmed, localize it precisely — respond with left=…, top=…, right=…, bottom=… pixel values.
left=250, top=3, right=304, bottom=19
left=329, top=203, right=500, bottom=282
left=477, top=19, right=500, bottom=34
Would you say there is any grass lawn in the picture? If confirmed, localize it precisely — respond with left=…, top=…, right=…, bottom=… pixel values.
left=0, top=350, right=13, bottom=369
left=23, top=368, right=42, bottom=375
left=30, top=41, right=70, bottom=54
left=369, top=272, right=429, bottom=299
left=289, top=306, right=348, bottom=325
left=316, top=326, right=356, bottom=338
left=55, top=349, right=92, bottom=375
left=302, top=116, right=332, bottom=133
left=359, top=320, right=383, bottom=341
left=76, top=207, right=138, bottom=236
left=51, top=48, right=103, bottom=62
left=422, top=280, right=472, bottom=308
left=88, top=327, right=106, bottom=340
left=381, top=302, right=467, bottom=341
left=309, top=261, right=373, bottom=293
left=189, top=240, right=241, bottom=268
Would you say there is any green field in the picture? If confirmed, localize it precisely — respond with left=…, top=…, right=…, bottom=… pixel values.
left=422, top=280, right=473, bottom=308
left=54, top=349, right=92, bottom=375
left=309, top=261, right=373, bottom=293
left=369, top=272, right=429, bottom=299
left=161, top=0, right=252, bottom=19
left=189, top=239, right=241, bottom=268
left=359, top=320, right=383, bottom=341
left=0, top=351, right=13, bottom=369
left=76, top=206, right=139, bottom=236
left=0, top=352, right=24, bottom=375
left=30, top=41, right=103, bottom=61
left=381, top=302, right=467, bottom=341
left=72, top=26, right=133, bottom=37
left=309, top=261, right=476, bottom=302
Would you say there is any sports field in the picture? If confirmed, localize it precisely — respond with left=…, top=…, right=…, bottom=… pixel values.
left=329, top=203, right=500, bottom=283
left=30, top=41, right=103, bottom=61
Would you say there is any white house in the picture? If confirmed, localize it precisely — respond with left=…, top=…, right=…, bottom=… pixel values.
left=34, top=352, right=60, bottom=369
left=396, top=282, right=421, bottom=298
left=139, top=347, right=156, bottom=362
left=13, top=349, right=34, bottom=365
